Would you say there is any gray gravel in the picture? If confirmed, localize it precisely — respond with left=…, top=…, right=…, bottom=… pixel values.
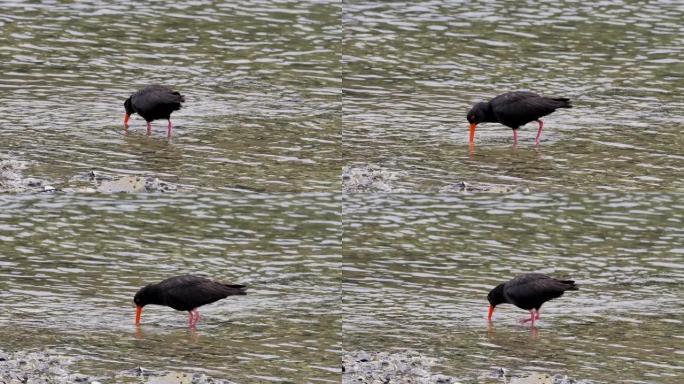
left=343, top=350, right=462, bottom=384
left=0, top=349, right=237, bottom=384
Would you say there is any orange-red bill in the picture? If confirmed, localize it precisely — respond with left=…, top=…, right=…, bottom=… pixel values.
left=135, top=305, right=142, bottom=325
left=487, top=305, right=495, bottom=320
left=469, top=123, right=477, bottom=143
left=124, top=113, right=130, bottom=126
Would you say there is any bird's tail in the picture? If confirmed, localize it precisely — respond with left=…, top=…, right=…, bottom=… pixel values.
left=223, top=284, right=247, bottom=295
left=553, top=97, right=572, bottom=108
left=560, top=279, right=578, bottom=290
left=172, top=91, right=185, bottom=103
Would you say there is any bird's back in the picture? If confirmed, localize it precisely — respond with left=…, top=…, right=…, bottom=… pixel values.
left=156, top=275, right=246, bottom=311
left=504, top=273, right=577, bottom=310
left=490, top=91, right=571, bottom=128
left=130, top=85, right=185, bottom=121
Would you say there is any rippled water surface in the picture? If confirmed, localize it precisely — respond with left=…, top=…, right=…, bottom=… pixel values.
left=0, top=193, right=340, bottom=382
left=343, top=1, right=684, bottom=191
left=343, top=193, right=684, bottom=383
left=1, top=1, right=340, bottom=192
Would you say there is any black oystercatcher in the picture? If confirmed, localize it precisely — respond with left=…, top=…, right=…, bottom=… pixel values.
left=467, top=91, right=571, bottom=145
left=134, top=275, right=246, bottom=328
left=487, top=273, right=578, bottom=326
left=124, top=85, right=185, bottom=136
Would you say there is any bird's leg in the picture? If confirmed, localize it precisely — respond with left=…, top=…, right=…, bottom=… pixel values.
left=534, top=120, right=544, bottom=145
left=530, top=310, right=536, bottom=327
left=519, top=310, right=536, bottom=324
left=535, top=310, right=540, bottom=320
left=195, top=310, right=201, bottom=325
left=146, top=121, right=152, bottom=135
left=167, top=119, right=173, bottom=137
left=513, top=129, right=518, bottom=146
left=188, top=311, right=194, bottom=328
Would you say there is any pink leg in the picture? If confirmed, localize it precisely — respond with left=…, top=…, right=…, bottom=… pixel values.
left=535, top=310, right=540, bottom=320
left=513, top=129, right=518, bottom=146
left=530, top=310, right=536, bottom=327
left=519, top=310, right=535, bottom=324
left=167, top=120, right=173, bottom=137
left=188, top=309, right=201, bottom=328
left=534, top=120, right=544, bottom=145
left=146, top=121, right=152, bottom=135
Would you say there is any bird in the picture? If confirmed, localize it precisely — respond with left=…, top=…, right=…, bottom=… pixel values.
left=134, top=275, right=246, bottom=328
left=466, top=91, right=571, bottom=145
left=487, top=273, right=578, bottom=326
left=123, top=85, right=185, bottom=136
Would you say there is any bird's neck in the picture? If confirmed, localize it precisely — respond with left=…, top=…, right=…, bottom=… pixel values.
left=480, top=102, right=497, bottom=123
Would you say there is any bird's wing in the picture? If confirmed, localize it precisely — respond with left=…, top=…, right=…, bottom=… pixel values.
left=132, top=86, right=184, bottom=112
left=491, top=93, right=560, bottom=125
left=505, top=275, right=568, bottom=304
left=162, top=277, right=240, bottom=310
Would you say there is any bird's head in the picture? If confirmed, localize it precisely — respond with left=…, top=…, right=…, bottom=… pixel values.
left=123, top=97, right=134, bottom=126
left=466, top=102, right=489, bottom=143
left=133, top=284, right=156, bottom=325
left=487, top=283, right=506, bottom=320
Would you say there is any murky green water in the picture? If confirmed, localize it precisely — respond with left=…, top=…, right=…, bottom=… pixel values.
left=343, top=193, right=684, bottom=383
left=0, top=193, right=340, bottom=382
left=343, top=1, right=684, bottom=192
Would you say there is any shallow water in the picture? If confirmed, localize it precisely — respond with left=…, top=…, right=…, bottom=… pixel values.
left=343, top=1, right=684, bottom=192
left=0, top=193, right=341, bottom=382
left=342, top=193, right=684, bottom=383
left=0, top=1, right=340, bottom=192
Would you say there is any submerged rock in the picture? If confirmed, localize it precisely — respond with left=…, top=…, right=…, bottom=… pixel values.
left=1, top=155, right=183, bottom=194
left=439, top=181, right=529, bottom=193
left=342, top=164, right=410, bottom=193
left=68, top=170, right=182, bottom=193
left=342, top=163, right=528, bottom=194
left=342, top=350, right=463, bottom=384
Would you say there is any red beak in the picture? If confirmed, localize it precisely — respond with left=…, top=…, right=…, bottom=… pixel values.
left=469, top=123, right=477, bottom=143
left=124, top=113, right=130, bottom=126
left=135, top=305, right=142, bottom=325
left=487, top=305, right=495, bottom=320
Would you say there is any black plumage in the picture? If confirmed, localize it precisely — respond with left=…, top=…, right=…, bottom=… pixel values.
left=134, top=275, right=246, bottom=327
left=467, top=91, right=571, bottom=145
left=487, top=273, right=578, bottom=325
left=124, top=85, right=185, bottom=135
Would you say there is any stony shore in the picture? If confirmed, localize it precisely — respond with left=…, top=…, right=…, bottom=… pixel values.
left=0, top=349, right=237, bottom=384
left=342, top=350, right=593, bottom=384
